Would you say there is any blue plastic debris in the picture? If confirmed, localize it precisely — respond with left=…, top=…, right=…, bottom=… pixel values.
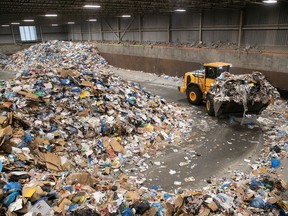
left=250, top=178, right=264, bottom=191
left=2, top=191, right=20, bottom=207
left=18, top=131, right=32, bottom=148
left=151, top=202, right=166, bottom=216
left=151, top=185, right=158, bottom=190
left=164, top=193, right=172, bottom=200
left=3, top=182, right=22, bottom=193
left=60, top=78, right=71, bottom=85
left=2, top=182, right=22, bottom=207
left=250, top=197, right=265, bottom=209
left=122, top=208, right=133, bottom=216
left=270, top=158, right=281, bottom=168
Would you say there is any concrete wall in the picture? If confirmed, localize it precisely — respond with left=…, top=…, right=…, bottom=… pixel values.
left=97, top=43, right=288, bottom=90
left=0, top=44, right=32, bottom=55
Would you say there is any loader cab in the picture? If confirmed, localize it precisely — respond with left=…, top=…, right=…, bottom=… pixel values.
left=204, top=63, right=231, bottom=79
left=178, top=62, right=232, bottom=105
left=204, top=62, right=231, bottom=93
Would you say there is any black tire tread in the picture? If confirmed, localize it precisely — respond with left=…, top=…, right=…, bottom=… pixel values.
left=186, top=85, right=202, bottom=105
left=206, top=94, right=215, bottom=116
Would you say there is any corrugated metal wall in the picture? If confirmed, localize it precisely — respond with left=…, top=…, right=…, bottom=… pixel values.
left=242, top=4, right=288, bottom=48
left=66, top=2, right=288, bottom=50
left=0, top=27, right=14, bottom=43
left=0, top=25, right=68, bottom=44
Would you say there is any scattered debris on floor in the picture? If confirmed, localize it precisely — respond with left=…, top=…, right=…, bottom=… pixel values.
left=0, top=41, right=287, bottom=215
left=0, top=52, right=8, bottom=69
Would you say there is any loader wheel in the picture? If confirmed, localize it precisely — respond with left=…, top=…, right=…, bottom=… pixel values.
left=186, top=86, right=202, bottom=105
left=206, top=94, right=215, bottom=116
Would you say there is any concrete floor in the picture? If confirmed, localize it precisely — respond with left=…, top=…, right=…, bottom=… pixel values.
left=110, top=66, right=263, bottom=192
left=0, top=69, right=15, bottom=80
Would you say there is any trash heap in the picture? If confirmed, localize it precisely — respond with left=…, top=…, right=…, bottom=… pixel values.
left=0, top=52, right=8, bottom=69
left=0, top=41, right=287, bottom=215
left=209, top=71, right=280, bottom=112
left=0, top=41, right=194, bottom=215
left=5, top=40, right=107, bottom=73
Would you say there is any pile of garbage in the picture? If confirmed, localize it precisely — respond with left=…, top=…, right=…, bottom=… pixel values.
left=0, top=52, right=8, bottom=69
left=209, top=71, right=280, bottom=112
left=0, top=41, right=287, bottom=215
left=0, top=41, right=194, bottom=215
left=4, top=40, right=107, bottom=73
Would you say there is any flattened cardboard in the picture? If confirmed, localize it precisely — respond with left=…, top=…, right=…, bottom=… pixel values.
left=110, top=139, right=124, bottom=153
left=77, top=109, right=89, bottom=117
left=17, top=90, right=28, bottom=96
left=174, top=196, right=184, bottom=209
left=25, top=92, right=39, bottom=100
left=54, top=198, right=71, bottom=214
left=199, top=207, right=210, bottom=216
left=102, top=137, right=110, bottom=148
left=2, top=101, right=13, bottom=108
left=0, top=125, right=12, bottom=137
left=0, top=116, right=8, bottom=125
left=143, top=207, right=158, bottom=216
left=45, top=152, right=62, bottom=171
left=60, top=69, right=79, bottom=77
left=17, top=90, right=39, bottom=100
left=126, top=191, right=140, bottom=201
left=34, top=137, right=50, bottom=146
left=65, top=172, right=95, bottom=186
left=207, top=201, right=218, bottom=211
left=81, top=80, right=94, bottom=87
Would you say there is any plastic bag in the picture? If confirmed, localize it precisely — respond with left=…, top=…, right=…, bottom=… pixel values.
left=270, top=158, right=281, bottom=168
left=250, top=197, right=265, bottom=209
left=2, top=191, right=20, bottom=207
left=122, top=208, right=133, bottom=216
left=3, top=182, right=22, bottom=193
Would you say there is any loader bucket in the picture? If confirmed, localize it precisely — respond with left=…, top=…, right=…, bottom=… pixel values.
left=214, top=100, right=268, bottom=117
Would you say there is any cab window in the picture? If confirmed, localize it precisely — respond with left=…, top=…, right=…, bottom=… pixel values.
left=218, top=66, right=230, bottom=74
left=205, top=66, right=230, bottom=79
left=205, top=67, right=218, bottom=79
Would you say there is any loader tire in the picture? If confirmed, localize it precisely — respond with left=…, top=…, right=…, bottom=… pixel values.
left=206, top=94, right=215, bottom=116
left=186, top=86, right=202, bottom=105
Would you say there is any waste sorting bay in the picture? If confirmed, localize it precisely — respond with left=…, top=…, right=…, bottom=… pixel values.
left=0, top=41, right=287, bottom=215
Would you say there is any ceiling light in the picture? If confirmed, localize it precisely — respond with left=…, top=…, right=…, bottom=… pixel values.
left=175, top=9, right=186, bottom=12
left=121, top=15, right=131, bottom=18
left=68, top=22, right=75, bottom=24
left=87, top=19, right=97, bottom=22
left=23, top=19, right=34, bottom=22
left=52, top=24, right=58, bottom=26
left=1, top=25, right=9, bottom=27
left=83, top=5, right=101, bottom=8
left=45, top=14, right=57, bottom=17
left=11, top=22, right=20, bottom=25
left=262, top=0, right=277, bottom=3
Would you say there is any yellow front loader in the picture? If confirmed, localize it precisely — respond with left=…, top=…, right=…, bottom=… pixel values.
left=178, top=62, right=268, bottom=116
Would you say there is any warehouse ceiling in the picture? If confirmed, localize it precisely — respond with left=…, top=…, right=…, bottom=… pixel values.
left=0, top=0, right=287, bottom=25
